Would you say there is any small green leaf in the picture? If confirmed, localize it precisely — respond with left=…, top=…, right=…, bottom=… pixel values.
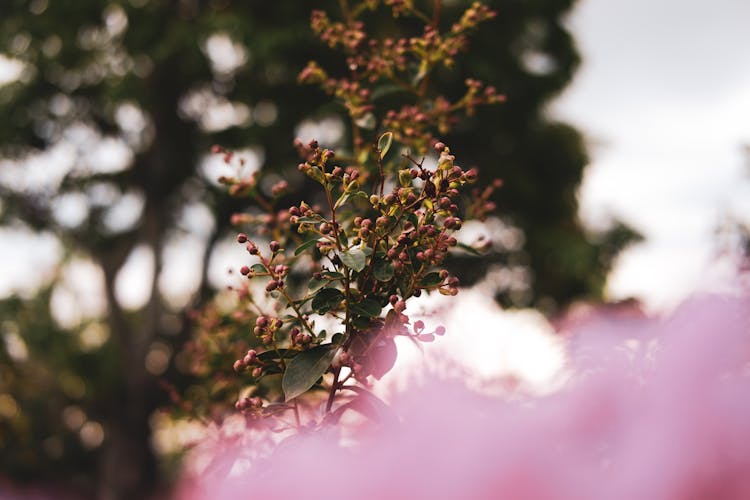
left=373, top=259, right=394, bottom=281
left=338, top=230, right=349, bottom=247
left=250, top=263, right=268, bottom=274
left=295, top=216, right=320, bottom=223
left=352, top=316, right=372, bottom=329
left=406, top=212, right=419, bottom=228
left=308, top=277, right=326, bottom=292
left=257, top=349, right=296, bottom=362
left=295, top=238, right=320, bottom=256
left=282, top=345, right=338, bottom=401
left=398, top=169, right=413, bottom=187
left=334, top=192, right=350, bottom=209
left=412, top=59, right=429, bottom=86
left=456, top=242, right=483, bottom=256
left=378, top=132, right=393, bottom=160
left=351, top=191, right=370, bottom=201
left=354, top=112, right=376, bottom=130
left=371, top=84, right=407, bottom=101
left=339, top=247, right=368, bottom=272
left=306, top=166, right=326, bottom=184
left=419, top=272, right=443, bottom=287
left=351, top=298, right=382, bottom=318
left=311, top=287, right=344, bottom=314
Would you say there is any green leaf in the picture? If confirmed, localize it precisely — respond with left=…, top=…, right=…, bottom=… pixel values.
left=282, top=345, right=338, bottom=401
left=250, top=263, right=268, bottom=274
left=406, top=211, right=419, bottom=229
left=323, top=271, right=345, bottom=279
left=311, top=287, right=344, bottom=314
left=352, top=316, right=372, bottom=329
left=306, top=166, right=325, bottom=184
left=339, top=247, right=368, bottom=272
left=371, top=84, right=407, bottom=101
left=334, top=192, right=350, bottom=209
left=295, top=216, right=320, bottom=223
left=378, top=132, right=393, bottom=160
left=373, top=259, right=394, bottom=281
left=295, top=238, right=320, bottom=256
left=308, top=277, right=326, bottom=292
left=354, top=112, right=376, bottom=130
left=351, top=298, right=382, bottom=318
left=257, top=349, right=296, bottom=362
left=456, top=242, right=483, bottom=256
left=419, top=272, right=443, bottom=287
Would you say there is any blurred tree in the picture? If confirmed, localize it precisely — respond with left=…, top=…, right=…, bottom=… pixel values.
left=0, top=0, right=639, bottom=497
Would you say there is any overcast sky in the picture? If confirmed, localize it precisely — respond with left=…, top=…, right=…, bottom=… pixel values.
left=552, top=0, right=750, bottom=310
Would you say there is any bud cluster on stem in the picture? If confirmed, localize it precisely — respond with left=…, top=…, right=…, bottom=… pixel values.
left=173, top=0, right=504, bottom=429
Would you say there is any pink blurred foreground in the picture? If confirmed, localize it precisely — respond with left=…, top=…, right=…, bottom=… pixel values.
left=179, top=293, right=750, bottom=500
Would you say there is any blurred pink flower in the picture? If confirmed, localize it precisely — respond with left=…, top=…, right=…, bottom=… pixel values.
left=179, top=294, right=750, bottom=500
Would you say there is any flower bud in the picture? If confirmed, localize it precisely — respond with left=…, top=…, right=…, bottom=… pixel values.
left=237, top=233, right=248, bottom=243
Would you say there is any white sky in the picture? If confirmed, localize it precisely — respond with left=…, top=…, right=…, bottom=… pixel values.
left=552, top=0, right=750, bottom=310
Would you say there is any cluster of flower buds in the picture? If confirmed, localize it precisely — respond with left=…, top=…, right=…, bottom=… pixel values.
left=410, top=319, right=447, bottom=342
left=234, top=395, right=263, bottom=413
left=462, top=78, right=505, bottom=115
left=310, top=10, right=366, bottom=52
left=233, top=349, right=264, bottom=378
left=289, top=326, right=313, bottom=348
left=253, top=315, right=282, bottom=346
left=301, top=1, right=502, bottom=151
left=211, top=0, right=504, bottom=416
left=454, top=1, right=497, bottom=32
left=236, top=235, right=291, bottom=291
